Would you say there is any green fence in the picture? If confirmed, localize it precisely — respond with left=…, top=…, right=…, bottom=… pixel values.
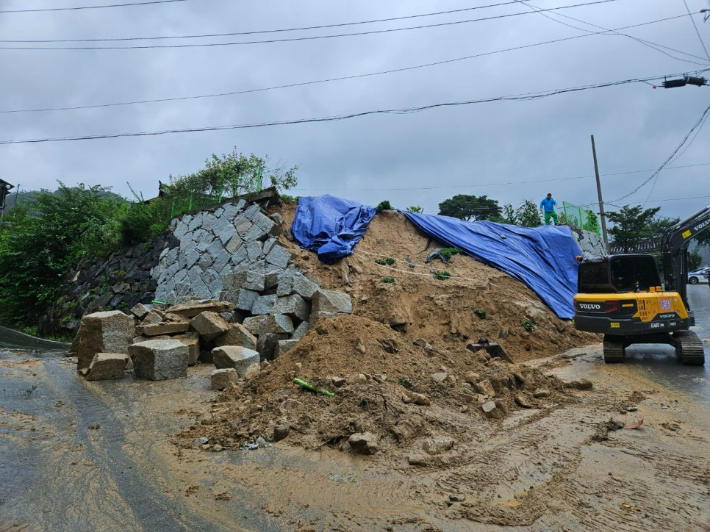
left=561, top=201, right=600, bottom=235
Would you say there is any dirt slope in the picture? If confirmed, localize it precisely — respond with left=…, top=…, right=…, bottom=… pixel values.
left=278, top=205, right=596, bottom=362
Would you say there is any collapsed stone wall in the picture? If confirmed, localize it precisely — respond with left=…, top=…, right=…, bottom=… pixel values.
left=571, top=228, right=607, bottom=257
left=153, top=200, right=292, bottom=303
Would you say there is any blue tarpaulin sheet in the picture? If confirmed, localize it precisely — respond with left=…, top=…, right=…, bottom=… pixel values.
left=291, top=195, right=377, bottom=264
left=402, top=212, right=581, bottom=319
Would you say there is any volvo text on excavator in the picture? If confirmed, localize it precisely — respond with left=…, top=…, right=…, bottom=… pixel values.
left=573, top=205, right=710, bottom=366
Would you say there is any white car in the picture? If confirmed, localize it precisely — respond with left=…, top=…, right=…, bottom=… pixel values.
left=688, top=267, right=710, bottom=284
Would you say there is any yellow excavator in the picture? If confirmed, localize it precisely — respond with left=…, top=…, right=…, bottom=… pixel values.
left=573, top=205, right=710, bottom=365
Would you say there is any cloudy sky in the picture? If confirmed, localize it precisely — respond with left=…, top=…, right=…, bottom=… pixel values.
left=0, top=0, right=709, bottom=221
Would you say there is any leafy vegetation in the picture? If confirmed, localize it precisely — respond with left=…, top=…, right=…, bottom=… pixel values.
left=474, top=308, right=487, bottom=319
left=521, top=320, right=535, bottom=332
left=438, top=247, right=462, bottom=261
left=497, top=200, right=542, bottom=227
left=406, top=205, right=423, bottom=213
left=375, top=257, right=396, bottom=266
left=433, top=271, right=451, bottom=281
left=382, top=277, right=396, bottom=283
left=376, top=200, right=393, bottom=213
left=438, top=194, right=501, bottom=221
left=606, top=205, right=662, bottom=253
left=0, top=149, right=298, bottom=328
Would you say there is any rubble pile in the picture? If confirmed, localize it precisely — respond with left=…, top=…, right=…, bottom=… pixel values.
left=176, top=314, right=575, bottom=458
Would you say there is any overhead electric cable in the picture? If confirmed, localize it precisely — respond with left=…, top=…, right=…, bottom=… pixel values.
left=290, top=162, right=710, bottom=192
left=0, top=70, right=702, bottom=146
left=682, top=0, right=710, bottom=60
left=514, top=0, right=710, bottom=65
left=612, top=102, right=710, bottom=203
left=0, top=14, right=691, bottom=115
left=0, top=0, right=621, bottom=50
left=0, top=1, right=530, bottom=42
left=0, top=0, right=186, bottom=14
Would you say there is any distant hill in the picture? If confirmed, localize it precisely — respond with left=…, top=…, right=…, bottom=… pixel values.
left=1, top=188, right=125, bottom=213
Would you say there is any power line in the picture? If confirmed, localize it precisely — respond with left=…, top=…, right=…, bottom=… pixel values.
left=0, top=0, right=186, bottom=14
left=0, top=1, right=525, bottom=42
left=514, top=0, right=710, bottom=66
left=0, top=0, right=621, bottom=50
left=0, top=13, right=692, bottom=116
left=611, top=102, right=710, bottom=203
left=0, top=69, right=702, bottom=146
left=290, top=162, right=710, bottom=192
left=682, top=0, right=710, bottom=60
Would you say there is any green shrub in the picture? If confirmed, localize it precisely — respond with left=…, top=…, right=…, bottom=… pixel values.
left=406, top=205, right=423, bottom=213
left=382, top=277, right=395, bottom=283
left=474, top=309, right=487, bottom=319
left=521, top=320, right=535, bottom=332
left=433, top=271, right=451, bottom=281
left=439, top=247, right=462, bottom=261
left=376, top=200, right=392, bottom=213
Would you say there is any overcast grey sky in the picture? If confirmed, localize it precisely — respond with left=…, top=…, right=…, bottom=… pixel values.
left=0, top=0, right=708, bottom=220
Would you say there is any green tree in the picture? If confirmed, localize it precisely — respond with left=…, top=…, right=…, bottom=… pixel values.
left=438, top=194, right=501, bottom=221
left=606, top=205, right=661, bottom=253
left=406, top=205, right=423, bottom=213
left=0, top=183, right=127, bottom=325
left=497, top=200, right=541, bottom=227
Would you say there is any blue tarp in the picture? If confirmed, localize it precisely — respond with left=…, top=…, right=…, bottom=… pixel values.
left=291, top=195, right=377, bottom=264
left=402, top=212, right=582, bottom=319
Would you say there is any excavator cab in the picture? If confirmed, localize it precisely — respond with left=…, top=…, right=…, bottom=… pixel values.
left=573, top=205, right=710, bottom=366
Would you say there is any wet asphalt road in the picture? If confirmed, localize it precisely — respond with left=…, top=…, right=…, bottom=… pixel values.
left=623, top=284, right=709, bottom=405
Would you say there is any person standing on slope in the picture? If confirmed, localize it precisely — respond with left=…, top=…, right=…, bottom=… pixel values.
left=540, top=193, right=558, bottom=225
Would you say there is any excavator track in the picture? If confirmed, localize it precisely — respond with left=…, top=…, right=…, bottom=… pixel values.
left=603, top=335, right=625, bottom=364
left=674, top=330, right=705, bottom=366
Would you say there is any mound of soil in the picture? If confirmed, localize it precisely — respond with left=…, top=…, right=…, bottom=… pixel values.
left=176, top=314, right=578, bottom=459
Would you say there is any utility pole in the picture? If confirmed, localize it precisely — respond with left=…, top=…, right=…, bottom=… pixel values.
left=590, top=135, right=609, bottom=252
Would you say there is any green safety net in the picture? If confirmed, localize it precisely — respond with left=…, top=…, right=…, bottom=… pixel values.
left=561, top=201, right=600, bottom=235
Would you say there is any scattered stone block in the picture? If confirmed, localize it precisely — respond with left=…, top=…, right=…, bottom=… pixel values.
left=473, top=379, right=496, bottom=397
left=251, top=294, right=278, bottom=315
left=190, top=312, right=230, bottom=341
left=408, top=454, right=430, bottom=466
left=232, top=289, right=260, bottom=312
left=349, top=432, right=379, bottom=455
left=129, top=303, right=152, bottom=320
left=137, top=321, right=190, bottom=337
left=243, top=363, right=261, bottom=380
left=273, top=424, right=290, bottom=442
left=275, top=339, right=299, bottom=359
left=262, top=314, right=295, bottom=335
left=76, top=311, right=134, bottom=373
left=129, top=339, right=189, bottom=381
left=171, top=332, right=201, bottom=366
left=214, top=324, right=257, bottom=350
left=168, top=300, right=233, bottom=319
left=533, top=389, right=551, bottom=398
left=242, top=315, right=269, bottom=336
left=277, top=271, right=319, bottom=299
left=272, top=294, right=310, bottom=322
left=211, top=368, right=238, bottom=390
left=291, top=321, right=310, bottom=340
left=85, top=353, right=129, bottom=381
left=482, top=400, right=504, bottom=419
left=212, top=346, right=260, bottom=376
left=312, top=289, right=352, bottom=315
left=422, top=436, right=455, bottom=455
left=514, top=393, right=533, bottom=409
left=256, top=333, right=289, bottom=360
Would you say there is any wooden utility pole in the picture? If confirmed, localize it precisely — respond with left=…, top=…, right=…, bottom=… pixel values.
left=590, top=135, right=609, bottom=252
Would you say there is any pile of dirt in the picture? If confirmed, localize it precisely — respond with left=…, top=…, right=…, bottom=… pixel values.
left=175, top=314, right=582, bottom=458
left=277, top=206, right=596, bottom=363
left=177, top=205, right=597, bottom=458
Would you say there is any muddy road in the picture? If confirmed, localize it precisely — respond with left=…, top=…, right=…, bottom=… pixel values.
left=1, top=285, right=709, bottom=531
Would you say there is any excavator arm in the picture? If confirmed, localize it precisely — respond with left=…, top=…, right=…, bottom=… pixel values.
left=660, top=204, right=710, bottom=311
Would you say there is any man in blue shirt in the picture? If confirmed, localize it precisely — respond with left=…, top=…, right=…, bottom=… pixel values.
left=540, top=193, right=558, bottom=225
